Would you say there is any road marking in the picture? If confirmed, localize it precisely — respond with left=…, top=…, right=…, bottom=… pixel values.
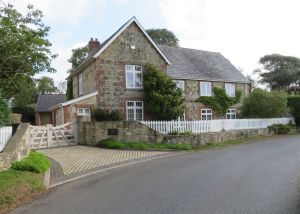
left=50, top=152, right=185, bottom=188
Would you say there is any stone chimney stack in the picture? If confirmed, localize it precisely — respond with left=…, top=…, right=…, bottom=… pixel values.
left=88, top=38, right=100, bottom=54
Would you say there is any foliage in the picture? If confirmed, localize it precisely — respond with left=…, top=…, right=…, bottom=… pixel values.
left=36, top=76, right=59, bottom=94
left=146, top=28, right=179, bottom=47
left=12, top=76, right=37, bottom=107
left=287, top=95, right=300, bottom=126
left=240, top=89, right=287, bottom=118
left=12, top=106, right=35, bottom=124
left=66, top=79, right=73, bottom=100
left=255, top=54, right=300, bottom=90
left=100, top=139, right=192, bottom=150
left=268, top=123, right=294, bottom=135
left=0, top=92, right=10, bottom=126
left=93, top=108, right=123, bottom=121
left=168, top=131, right=193, bottom=136
left=197, top=87, right=241, bottom=116
left=11, top=151, right=51, bottom=174
left=144, top=63, right=185, bottom=120
left=0, top=2, right=57, bottom=99
left=68, top=46, right=88, bottom=69
left=0, top=169, right=44, bottom=211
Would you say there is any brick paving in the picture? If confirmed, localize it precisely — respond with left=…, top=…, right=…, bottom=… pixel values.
left=39, top=146, right=172, bottom=176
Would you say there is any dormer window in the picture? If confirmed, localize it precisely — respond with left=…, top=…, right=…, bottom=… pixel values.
left=200, top=82, right=212, bottom=96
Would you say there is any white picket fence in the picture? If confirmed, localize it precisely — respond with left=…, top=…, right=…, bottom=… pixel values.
left=0, top=126, right=13, bottom=152
left=141, top=118, right=294, bottom=134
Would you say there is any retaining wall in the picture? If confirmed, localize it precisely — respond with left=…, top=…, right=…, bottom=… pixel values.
left=0, top=123, right=31, bottom=171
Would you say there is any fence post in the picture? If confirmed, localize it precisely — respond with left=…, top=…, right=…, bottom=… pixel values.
left=46, top=124, right=52, bottom=147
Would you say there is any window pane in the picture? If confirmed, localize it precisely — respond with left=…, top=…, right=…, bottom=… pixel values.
left=127, top=109, right=134, bottom=120
left=200, top=82, right=211, bottom=96
left=126, top=65, right=134, bottom=71
left=135, top=66, right=142, bottom=71
left=135, top=73, right=142, bottom=88
left=127, top=102, right=134, bottom=107
left=126, top=72, right=134, bottom=88
left=136, top=109, right=143, bottom=121
left=85, top=109, right=90, bottom=114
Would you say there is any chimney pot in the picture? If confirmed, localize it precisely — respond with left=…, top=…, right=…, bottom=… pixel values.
left=88, top=37, right=100, bottom=54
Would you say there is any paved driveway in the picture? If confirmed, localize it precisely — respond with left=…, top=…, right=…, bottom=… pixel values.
left=39, top=146, right=173, bottom=176
left=14, top=135, right=300, bottom=214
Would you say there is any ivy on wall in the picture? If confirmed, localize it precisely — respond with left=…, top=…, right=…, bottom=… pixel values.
left=196, top=87, right=241, bottom=116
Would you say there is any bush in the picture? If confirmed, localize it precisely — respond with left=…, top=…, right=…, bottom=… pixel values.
left=12, top=106, right=35, bottom=124
left=268, top=124, right=293, bottom=135
left=100, top=139, right=192, bottom=150
left=287, top=96, right=300, bottom=126
left=144, top=63, right=185, bottom=120
left=93, top=108, right=123, bottom=121
left=0, top=93, right=10, bottom=126
left=11, top=151, right=51, bottom=174
left=240, top=89, right=287, bottom=118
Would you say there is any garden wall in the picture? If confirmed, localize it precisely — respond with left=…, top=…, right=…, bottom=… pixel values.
left=0, top=123, right=31, bottom=171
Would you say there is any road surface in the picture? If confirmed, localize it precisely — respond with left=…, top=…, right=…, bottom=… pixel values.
left=12, top=135, right=300, bottom=214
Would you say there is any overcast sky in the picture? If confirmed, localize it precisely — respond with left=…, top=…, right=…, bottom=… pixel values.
left=6, top=0, right=300, bottom=84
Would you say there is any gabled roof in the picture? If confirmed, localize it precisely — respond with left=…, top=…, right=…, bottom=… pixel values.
left=158, top=45, right=248, bottom=83
left=70, top=16, right=170, bottom=77
left=49, top=91, right=98, bottom=111
left=35, top=94, right=66, bottom=113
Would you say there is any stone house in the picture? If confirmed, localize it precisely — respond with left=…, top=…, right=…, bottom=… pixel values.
left=50, top=16, right=248, bottom=125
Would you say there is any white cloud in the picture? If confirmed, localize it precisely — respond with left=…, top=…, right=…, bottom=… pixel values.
left=159, top=0, right=300, bottom=76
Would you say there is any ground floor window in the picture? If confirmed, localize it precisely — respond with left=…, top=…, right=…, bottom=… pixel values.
left=201, top=109, right=212, bottom=120
left=177, top=113, right=185, bottom=121
left=77, top=108, right=91, bottom=121
left=126, top=101, right=143, bottom=121
left=226, top=109, right=236, bottom=119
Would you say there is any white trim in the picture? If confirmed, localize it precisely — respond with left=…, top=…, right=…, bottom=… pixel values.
left=201, top=109, right=212, bottom=120
left=225, top=83, right=236, bottom=97
left=125, top=65, right=143, bottom=89
left=226, top=109, right=236, bottom=119
left=200, top=81, right=212, bottom=96
left=126, top=101, right=144, bottom=121
left=49, top=91, right=98, bottom=110
left=170, top=76, right=248, bottom=84
left=93, top=17, right=171, bottom=65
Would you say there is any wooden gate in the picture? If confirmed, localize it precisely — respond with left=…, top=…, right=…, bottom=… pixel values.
left=29, top=122, right=76, bottom=149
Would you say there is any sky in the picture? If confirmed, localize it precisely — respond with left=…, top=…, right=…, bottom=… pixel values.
left=6, top=0, right=300, bottom=85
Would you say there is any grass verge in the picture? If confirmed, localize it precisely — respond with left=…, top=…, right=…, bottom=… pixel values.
left=0, top=169, right=45, bottom=214
left=101, top=140, right=192, bottom=150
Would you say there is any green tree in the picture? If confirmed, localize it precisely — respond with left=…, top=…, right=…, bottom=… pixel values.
left=144, top=64, right=184, bottom=120
left=36, top=77, right=58, bottom=94
left=0, top=2, right=57, bottom=99
left=240, top=89, right=287, bottom=118
left=68, top=46, right=88, bottom=69
left=255, top=54, right=300, bottom=90
left=13, top=76, right=37, bottom=107
left=146, top=29, right=179, bottom=47
left=0, top=92, right=10, bottom=126
left=66, top=79, right=73, bottom=100
left=287, top=96, right=300, bottom=126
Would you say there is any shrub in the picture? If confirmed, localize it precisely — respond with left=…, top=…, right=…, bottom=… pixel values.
left=0, top=93, right=10, bottom=126
left=12, top=106, right=35, bottom=124
left=11, top=151, right=51, bottom=174
left=144, top=63, right=185, bottom=120
left=240, top=89, right=287, bottom=118
left=268, top=124, right=293, bottom=135
left=287, top=96, right=300, bottom=126
left=100, top=139, right=192, bottom=150
left=93, top=108, right=123, bottom=121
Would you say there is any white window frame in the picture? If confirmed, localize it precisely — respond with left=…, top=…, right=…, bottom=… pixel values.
left=200, top=82, right=212, bottom=96
left=77, top=108, right=91, bottom=120
left=126, top=101, right=144, bottom=121
left=125, top=65, right=143, bottom=89
left=226, top=109, right=236, bottom=119
left=225, top=83, right=235, bottom=97
left=175, top=80, right=185, bottom=93
left=201, top=109, right=212, bottom=120
left=78, top=73, right=83, bottom=96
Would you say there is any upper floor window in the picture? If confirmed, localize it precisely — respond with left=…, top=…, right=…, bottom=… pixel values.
left=225, top=83, right=235, bottom=97
left=175, top=80, right=185, bottom=93
left=78, top=73, right=83, bottom=96
left=226, top=109, right=236, bottom=119
left=200, top=82, right=212, bottom=96
left=126, top=65, right=143, bottom=89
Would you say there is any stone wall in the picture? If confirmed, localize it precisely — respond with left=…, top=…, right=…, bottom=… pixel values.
left=0, top=123, right=30, bottom=172
left=77, top=120, right=164, bottom=146
left=164, top=128, right=273, bottom=149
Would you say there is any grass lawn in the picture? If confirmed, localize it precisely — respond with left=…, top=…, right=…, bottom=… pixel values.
left=0, top=170, right=45, bottom=214
left=101, top=140, right=192, bottom=150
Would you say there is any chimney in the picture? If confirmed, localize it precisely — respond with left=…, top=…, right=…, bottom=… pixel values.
left=88, top=38, right=100, bottom=54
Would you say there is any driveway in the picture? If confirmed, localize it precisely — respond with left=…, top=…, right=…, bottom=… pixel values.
left=13, top=135, right=300, bottom=214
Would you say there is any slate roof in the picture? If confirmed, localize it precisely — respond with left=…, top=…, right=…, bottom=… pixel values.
left=158, top=45, right=248, bottom=83
left=36, top=94, right=66, bottom=112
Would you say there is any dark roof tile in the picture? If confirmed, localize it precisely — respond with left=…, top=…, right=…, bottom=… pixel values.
left=36, top=94, right=66, bottom=112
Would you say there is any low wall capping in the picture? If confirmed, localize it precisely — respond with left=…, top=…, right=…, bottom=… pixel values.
left=0, top=123, right=31, bottom=172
